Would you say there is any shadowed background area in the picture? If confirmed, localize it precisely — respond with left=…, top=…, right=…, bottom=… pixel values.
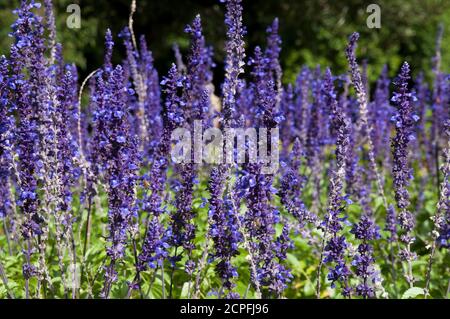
left=1, top=0, right=449, bottom=84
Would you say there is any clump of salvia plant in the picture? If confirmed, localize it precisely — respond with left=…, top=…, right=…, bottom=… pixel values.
left=0, top=0, right=448, bottom=300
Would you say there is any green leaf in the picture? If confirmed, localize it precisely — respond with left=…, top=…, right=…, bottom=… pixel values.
left=180, top=282, right=190, bottom=298
left=286, top=253, right=301, bottom=269
left=401, top=287, right=425, bottom=299
left=373, top=196, right=384, bottom=210
left=347, top=203, right=362, bottom=215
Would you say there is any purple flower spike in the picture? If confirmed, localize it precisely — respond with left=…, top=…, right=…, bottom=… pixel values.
left=391, top=61, right=418, bottom=285
left=265, top=18, right=282, bottom=107
left=209, top=196, right=242, bottom=292
left=0, top=56, right=14, bottom=221
left=351, top=215, right=381, bottom=298
left=101, top=65, right=140, bottom=298
left=184, top=14, right=214, bottom=123
left=319, top=68, right=352, bottom=297
left=221, top=0, right=246, bottom=127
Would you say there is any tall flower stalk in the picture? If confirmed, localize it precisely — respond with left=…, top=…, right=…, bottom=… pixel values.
left=316, top=68, right=351, bottom=298
left=220, top=0, right=246, bottom=128
left=430, top=25, right=447, bottom=191
left=101, top=65, right=139, bottom=298
left=345, top=33, right=389, bottom=213
left=136, top=66, right=182, bottom=296
left=0, top=56, right=15, bottom=257
left=425, top=120, right=449, bottom=296
left=306, top=66, right=324, bottom=213
left=265, top=18, right=283, bottom=109
left=294, top=67, right=311, bottom=148
left=391, top=62, right=418, bottom=287
left=9, top=1, right=47, bottom=297
left=204, top=0, right=247, bottom=298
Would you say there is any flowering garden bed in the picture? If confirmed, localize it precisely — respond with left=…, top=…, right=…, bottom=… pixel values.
left=0, top=0, right=448, bottom=299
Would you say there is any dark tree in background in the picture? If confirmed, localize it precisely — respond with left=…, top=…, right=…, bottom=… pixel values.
left=1, top=0, right=449, bottom=84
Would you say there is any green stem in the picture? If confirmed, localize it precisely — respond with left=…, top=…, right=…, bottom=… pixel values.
left=0, top=259, right=14, bottom=299
left=161, top=262, right=166, bottom=299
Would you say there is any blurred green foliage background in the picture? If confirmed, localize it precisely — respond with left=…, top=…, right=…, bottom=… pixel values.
left=1, top=0, right=450, bottom=85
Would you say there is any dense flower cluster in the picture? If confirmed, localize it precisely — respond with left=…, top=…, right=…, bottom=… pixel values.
left=350, top=215, right=380, bottom=298
left=0, top=0, right=448, bottom=300
left=209, top=196, right=242, bottom=294
left=280, top=138, right=316, bottom=226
